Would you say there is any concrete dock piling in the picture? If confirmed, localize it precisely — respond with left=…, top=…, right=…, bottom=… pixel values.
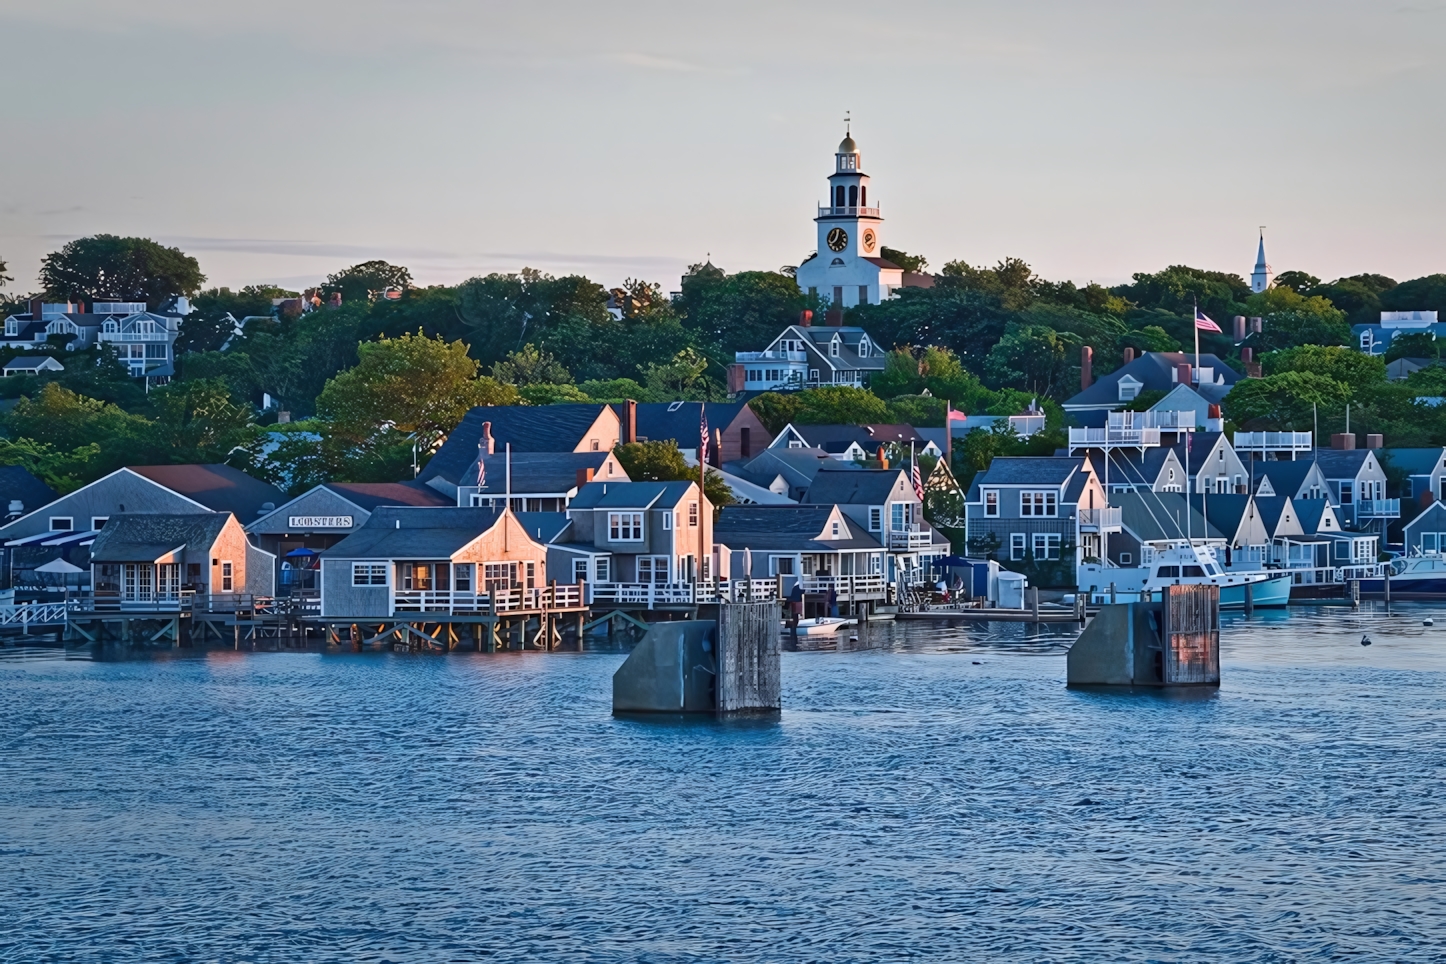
left=612, top=601, right=780, bottom=715
left=1067, top=584, right=1220, bottom=688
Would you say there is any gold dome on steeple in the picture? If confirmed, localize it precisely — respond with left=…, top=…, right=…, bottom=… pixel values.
left=838, top=134, right=857, bottom=153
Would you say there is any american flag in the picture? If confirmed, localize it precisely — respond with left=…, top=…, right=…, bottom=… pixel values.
left=699, top=405, right=709, bottom=465
left=1195, top=307, right=1222, bottom=333
left=910, top=443, right=924, bottom=500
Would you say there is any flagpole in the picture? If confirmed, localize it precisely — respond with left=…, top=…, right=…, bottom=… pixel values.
left=1193, top=297, right=1200, bottom=386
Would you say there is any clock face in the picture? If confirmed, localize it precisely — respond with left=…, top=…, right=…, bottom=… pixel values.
left=862, top=229, right=876, bottom=253
left=827, top=227, right=849, bottom=252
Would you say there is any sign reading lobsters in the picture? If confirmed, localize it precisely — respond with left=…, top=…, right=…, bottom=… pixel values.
left=288, top=516, right=354, bottom=529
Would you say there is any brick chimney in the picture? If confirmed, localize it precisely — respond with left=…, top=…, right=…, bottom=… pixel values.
left=1233, top=315, right=1247, bottom=342
left=727, top=364, right=746, bottom=394
left=877, top=445, right=888, bottom=469
left=481, top=420, right=495, bottom=455
left=1177, top=363, right=1192, bottom=385
left=1366, top=433, right=1383, bottom=450
left=29, top=297, right=42, bottom=319
left=711, top=428, right=723, bottom=468
left=1122, top=346, right=1135, bottom=365
left=1330, top=433, right=1356, bottom=450
left=624, top=399, right=637, bottom=444
left=576, top=467, right=595, bottom=487
left=798, top=309, right=813, bottom=328
left=1241, top=346, right=1253, bottom=364
left=1080, top=346, right=1093, bottom=391
left=826, top=307, right=843, bottom=326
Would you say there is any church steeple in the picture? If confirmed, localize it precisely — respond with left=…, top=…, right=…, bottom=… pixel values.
left=1251, top=228, right=1273, bottom=293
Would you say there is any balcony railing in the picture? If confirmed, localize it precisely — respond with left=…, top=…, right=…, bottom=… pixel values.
left=100, top=331, right=171, bottom=342
left=888, top=526, right=935, bottom=550
left=391, top=584, right=583, bottom=615
left=588, top=582, right=698, bottom=606
left=734, top=351, right=807, bottom=362
left=1078, top=507, right=1123, bottom=531
left=800, top=574, right=887, bottom=599
left=817, top=205, right=881, bottom=218
left=1233, top=431, right=1313, bottom=454
left=1354, top=499, right=1400, bottom=518
left=1106, top=410, right=1196, bottom=431
left=1068, top=426, right=1161, bottom=450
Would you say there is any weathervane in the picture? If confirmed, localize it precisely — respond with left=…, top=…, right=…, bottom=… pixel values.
left=844, top=110, right=851, bottom=135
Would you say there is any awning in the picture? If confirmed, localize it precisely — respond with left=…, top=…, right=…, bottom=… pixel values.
left=6, top=530, right=80, bottom=547
left=40, top=530, right=100, bottom=547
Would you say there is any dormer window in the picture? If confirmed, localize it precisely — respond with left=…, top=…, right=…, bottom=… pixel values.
left=4, top=320, right=15, bottom=337
left=1118, top=375, right=1142, bottom=402
left=830, top=338, right=840, bottom=358
left=858, top=339, right=869, bottom=358
left=103, top=320, right=118, bottom=333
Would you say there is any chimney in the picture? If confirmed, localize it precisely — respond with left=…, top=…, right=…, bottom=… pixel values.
left=328, top=292, right=342, bottom=308
left=1330, top=433, right=1356, bottom=450
left=1080, top=346, right=1093, bottom=391
left=1208, top=404, right=1221, bottom=419
left=1366, top=433, right=1383, bottom=450
left=481, top=420, right=495, bottom=455
left=576, top=467, right=595, bottom=487
left=1250, top=316, right=1263, bottom=334
left=5, top=499, right=23, bottom=521
left=74, top=300, right=85, bottom=315
left=1233, top=315, right=1247, bottom=342
left=1122, top=346, right=1135, bottom=365
left=1241, top=346, right=1253, bottom=364
left=711, top=428, right=723, bottom=468
left=29, top=298, right=42, bottom=319
left=727, top=364, right=746, bottom=394
left=1177, top=363, right=1192, bottom=386
left=624, top=399, right=637, bottom=444
left=826, top=307, right=843, bottom=326
left=877, top=445, right=888, bottom=469
left=276, top=411, right=290, bottom=424
left=798, top=309, right=813, bottom=328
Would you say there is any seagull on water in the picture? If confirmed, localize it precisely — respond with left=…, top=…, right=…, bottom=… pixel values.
left=1361, top=634, right=1372, bottom=646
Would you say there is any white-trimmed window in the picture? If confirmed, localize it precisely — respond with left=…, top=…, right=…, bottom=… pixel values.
left=608, top=512, right=643, bottom=541
left=984, top=490, right=999, bottom=517
left=869, top=506, right=882, bottom=531
left=221, top=561, right=234, bottom=592
left=891, top=502, right=906, bottom=531
left=1020, top=491, right=1057, bottom=517
left=771, top=556, right=795, bottom=576
left=573, top=558, right=589, bottom=582
left=49, top=516, right=73, bottom=531
left=663, top=512, right=672, bottom=530
left=595, top=557, right=611, bottom=582
left=831, top=520, right=841, bottom=537
left=453, top=563, right=473, bottom=592
left=352, top=563, right=387, bottom=586
left=1033, top=533, right=1062, bottom=561
left=1010, top=534, right=1026, bottom=561
left=637, top=556, right=670, bottom=583
left=830, top=339, right=840, bottom=357
left=91, top=517, right=109, bottom=530
left=1119, top=552, right=1132, bottom=565
left=689, top=502, right=698, bottom=527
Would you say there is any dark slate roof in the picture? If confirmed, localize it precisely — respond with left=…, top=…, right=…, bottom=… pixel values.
left=713, top=505, right=883, bottom=551
left=730, top=448, right=853, bottom=491
left=1253, top=495, right=1292, bottom=534
left=89, top=513, right=230, bottom=562
left=1380, top=447, right=1445, bottom=476
left=787, top=424, right=874, bottom=454
left=1188, top=493, right=1252, bottom=539
left=1168, top=432, right=1227, bottom=470
left=419, top=404, right=613, bottom=485
left=568, top=480, right=693, bottom=511
left=1065, top=352, right=1241, bottom=408
left=777, top=325, right=888, bottom=372
left=1111, top=491, right=1222, bottom=541
left=1314, top=450, right=1374, bottom=479
left=128, top=464, right=285, bottom=519
left=322, top=507, right=507, bottom=559
left=462, top=451, right=617, bottom=494
left=1088, top=448, right=1176, bottom=486
left=0, top=466, right=56, bottom=516
left=1252, top=460, right=1317, bottom=495
left=515, top=512, right=571, bottom=544
left=803, top=468, right=906, bottom=506
left=616, top=402, right=748, bottom=446
left=972, top=457, right=1085, bottom=486
left=1403, top=500, right=1446, bottom=532
left=323, top=482, right=452, bottom=511
left=861, top=424, right=925, bottom=443
left=1292, top=498, right=1335, bottom=535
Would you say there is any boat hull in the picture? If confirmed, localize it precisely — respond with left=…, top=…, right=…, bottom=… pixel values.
left=1087, top=573, right=1291, bottom=608
left=1357, top=577, right=1446, bottom=594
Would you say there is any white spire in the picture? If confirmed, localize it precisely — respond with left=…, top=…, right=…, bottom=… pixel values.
left=1251, top=227, right=1273, bottom=294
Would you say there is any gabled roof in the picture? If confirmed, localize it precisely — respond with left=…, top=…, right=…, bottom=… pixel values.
left=1403, top=500, right=1446, bottom=531
left=1111, top=491, right=1222, bottom=542
left=713, top=504, right=883, bottom=551
left=973, top=457, right=1085, bottom=487
left=1251, top=459, right=1320, bottom=495
left=419, top=404, right=615, bottom=485
left=0, top=466, right=56, bottom=515
left=860, top=424, right=925, bottom=443
left=1252, top=495, right=1293, bottom=535
left=616, top=402, right=750, bottom=446
left=515, top=511, right=572, bottom=543
left=322, top=482, right=452, bottom=511
left=567, top=480, right=694, bottom=511
left=1187, top=493, right=1253, bottom=539
left=1379, top=447, right=1446, bottom=476
left=772, top=325, right=888, bottom=372
left=1168, top=432, right=1231, bottom=469
left=322, top=507, right=509, bottom=559
left=783, top=424, right=874, bottom=454
left=460, top=451, right=620, bottom=494
left=89, top=513, right=230, bottom=563
left=1089, top=447, right=1178, bottom=486
left=803, top=467, right=907, bottom=506
left=1313, top=450, right=1376, bottom=479
left=1064, top=352, right=1241, bottom=409
left=127, top=464, right=284, bottom=519
left=1291, top=499, right=1339, bottom=535
left=730, top=448, right=854, bottom=491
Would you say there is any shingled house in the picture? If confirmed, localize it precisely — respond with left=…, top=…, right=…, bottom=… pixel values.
left=712, top=504, right=887, bottom=608
left=89, top=513, right=273, bottom=607
left=419, top=404, right=624, bottom=497
left=614, top=400, right=772, bottom=464
left=803, top=467, right=949, bottom=582
left=456, top=451, right=628, bottom=511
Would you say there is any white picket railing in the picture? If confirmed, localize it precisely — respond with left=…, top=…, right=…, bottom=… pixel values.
left=0, top=602, right=69, bottom=627
left=391, top=584, right=583, bottom=615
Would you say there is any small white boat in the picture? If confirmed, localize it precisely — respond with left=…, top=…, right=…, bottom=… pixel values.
left=1079, top=541, right=1292, bottom=608
left=785, top=617, right=855, bottom=636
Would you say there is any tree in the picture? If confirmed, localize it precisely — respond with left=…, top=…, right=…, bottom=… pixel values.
left=880, top=246, right=927, bottom=273
left=1314, top=274, right=1397, bottom=326
left=323, top=260, right=413, bottom=303
left=0, top=437, right=100, bottom=494
left=2, top=383, right=155, bottom=477
left=147, top=378, right=255, bottom=463
left=1273, top=270, right=1321, bottom=294
left=1221, top=371, right=1351, bottom=429
left=747, top=392, right=804, bottom=435
left=985, top=324, right=1082, bottom=399
left=1261, top=344, right=1386, bottom=391
left=848, top=287, right=1012, bottom=374
left=1384, top=332, right=1440, bottom=363
left=179, top=285, right=296, bottom=354
left=612, top=440, right=734, bottom=512
left=677, top=266, right=805, bottom=356
left=39, top=235, right=204, bottom=308
left=1115, top=265, right=1251, bottom=322
left=491, top=344, right=573, bottom=387
left=0, top=255, right=11, bottom=289
left=938, top=257, right=1041, bottom=310
left=454, top=269, right=611, bottom=367
left=641, top=348, right=711, bottom=399
left=317, top=332, right=517, bottom=454
left=1117, top=325, right=1181, bottom=354
left=794, top=386, right=890, bottom=424
left=1381, top=274, right=1446, bottom=316
left=1247, top=287, right=1351, bottom=351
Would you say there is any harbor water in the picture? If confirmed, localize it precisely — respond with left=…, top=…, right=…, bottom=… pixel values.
left=1, top=605, right=1443, bottom=962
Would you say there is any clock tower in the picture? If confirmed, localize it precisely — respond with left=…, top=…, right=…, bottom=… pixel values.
left=794, top=127, right=903, bottom=309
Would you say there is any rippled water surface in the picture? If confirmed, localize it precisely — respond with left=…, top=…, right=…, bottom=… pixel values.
left=2, top=604, right=1444, bottom=962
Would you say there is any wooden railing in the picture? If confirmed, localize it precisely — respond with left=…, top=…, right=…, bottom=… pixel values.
left=391, top=582, right=584, bottom=615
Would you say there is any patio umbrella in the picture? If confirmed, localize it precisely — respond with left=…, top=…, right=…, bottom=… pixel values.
left=35, top=558, right=84, bottom=574
left=285, top=548, right=318, bottom=557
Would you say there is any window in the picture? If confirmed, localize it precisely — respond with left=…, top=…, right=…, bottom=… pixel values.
left=608, top=512, right=643, bottom=541
left=848, top=185, right=858, bottom=207
left=49, top=517, right=73, bottom=531
left=891, top=502, right=906, bottom=530
left=1118, top=378, right=1141, bottom=402
left=102, top=320, right=117, bottom=334
left=830, top=339, right=840, bottom=358
left=454, top=564, right=473, bottom=592
left=858, top=285, right=869, bottom=306
left=1182, top=565, right=1205, bottom=577
left=525, top=561, right=536, bottom=589
left=484, top=562, right=517, bottom=591
left=1010, top=534, right=1026, bottom=561
left=1340, top=482, right=1353, bottom=505
left=688, top=502, right=698, bottom=527
left=667, top=400, right=684, bottom=412
left=771, top=556, right=795, bottom=576
left=1032, top=533, right=1062, bottom=561
left=1119, top=552, right=1132, bottom=566
left=831, top=521, right=840, bottom=537
left=810, top=369, right=819, bottom=382
left=221, top=561, right=234, bottom=592
left=4, top=319, right=15, bottom=336
left=590, top=439, right=600, bottom=451
left=869, top=506, right=882, bottom=531
left=663, top=512, right=672, bottom=530
left=984, top=491, right=999, bottom=517
left=835, top=185, right=845, bottom=206
left=573, top=558, right=589, bottom=582
left=638, top=556, right=670, bottom=583
left=1360, top=332, right=1372, bottom=350
left=1157, top=566, right=1180, bottom=578
left=858, top=339, right=869, bottom=358
left=595, top=557, right=610, bottom=582
left=352, top=563, right=387, bottom=586
left=869, top=554, right=882, bottom=574
left=1020, top=491, right=1057, bottom=517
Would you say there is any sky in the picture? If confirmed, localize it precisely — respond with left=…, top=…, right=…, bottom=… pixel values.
left=1, top=0, right=1442, bottom=296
